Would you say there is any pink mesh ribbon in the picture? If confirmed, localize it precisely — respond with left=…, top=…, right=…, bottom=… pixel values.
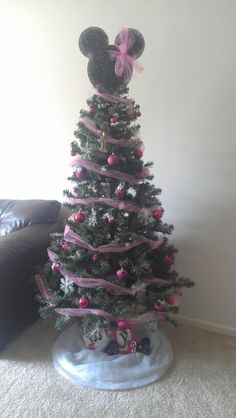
left=70, top=155, right=144, bottom=185
left=80, top=117, right=142, bottom=149
left=61, top=268, right=173, bottom=296
left=68, top=197, right=158, bottom=215
left=109, top=28, right=144, bottom=82
left=35, top=274, right=52, bottom=301
left=64, top=223, right=164, bottom=253
left=55, top=308, right=169, bottom=324
left=95, top=91, right=133, bottom=105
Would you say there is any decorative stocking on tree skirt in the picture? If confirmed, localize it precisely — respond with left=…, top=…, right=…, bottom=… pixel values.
left=35, top=26, right=194, bottom=390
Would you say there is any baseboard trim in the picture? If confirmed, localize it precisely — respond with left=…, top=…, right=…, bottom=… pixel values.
left=177, top=315, right=236, bottom=338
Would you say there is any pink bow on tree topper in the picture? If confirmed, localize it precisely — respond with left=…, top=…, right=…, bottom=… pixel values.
left=110, top=28, right=144, bottom=82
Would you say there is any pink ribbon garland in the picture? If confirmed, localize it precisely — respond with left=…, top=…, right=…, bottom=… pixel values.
left=95, top=91, right=133, bottom=105
left=68, top=197, right=158, bottom=215
left=70, top=155, right=144, bottom=185
left=80, top=117, right=142, bottom=149
left=55, top=308, right=169, bottom=324
left=61, top=268, right=173, bottom=296
left=35, top=274, right=52, bottom=301
left=109, top=28, right=144, bottom=82
left=64, top=224, right=164, bottom=253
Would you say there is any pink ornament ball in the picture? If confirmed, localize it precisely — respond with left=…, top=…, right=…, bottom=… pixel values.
left=74, top=212, right=85, bottom=223
left=108, top=215, right=115, bottom=224
left=164, top=254, right=175, bottom=265
left=116, top=268, right=128, bottom=279
left=107, top=153, right=119, bottom=166
left=79, top=296, right=89, bottom=308
left=117, top=319, right=129, bottom=330
left=70, top=149, right=76, bottom=156
left=110, top=116, right=118, bottom=124
left=76, top=169, right=86, bottom=181
left=167, top=295, right=176, bottom=305
left=51, top=262, right=60, bottom=273
left=116, top=187, right=126, bottom=199
left=88, top=105, right=94, bottom=113
left=92, top=254, right=100, bottom=263
left=60, top=241, right=69, bottom=251
left=152, top=209, right=163, bottom=220
left=135, top=148, right=143, bottom=159
left=136, top=111, right=141, bottom=117
left=154, top=301, right=166, bottom=311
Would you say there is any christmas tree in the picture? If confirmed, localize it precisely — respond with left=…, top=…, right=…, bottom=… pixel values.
left=36, top=27, right=194, bottom=357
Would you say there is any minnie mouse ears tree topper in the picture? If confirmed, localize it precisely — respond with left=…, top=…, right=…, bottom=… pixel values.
left=79, top=27, right=145, bottom=93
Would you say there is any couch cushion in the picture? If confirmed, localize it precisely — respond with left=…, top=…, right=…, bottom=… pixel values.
left=0, top=199, right=61, bottom=236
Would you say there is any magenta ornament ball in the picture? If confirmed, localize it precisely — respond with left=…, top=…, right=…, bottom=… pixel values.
left=79, top=296, right=89, bottom=308
left=110, top=116, right=118, bottom=124
left=152, top=209, right=163, bottom=220
left=135, top=148, right=143, bottom=159
left=108, top=215, right=115, bottom=224
left=51, top=262, right=60, bottom=273
left=164, top=254, right=175, bottom=265
left=117, top=319, right=129, bottom=330
left=76, top=170, right=86, bottom=180
left=74, top=212, right=85, bottom=223
left=116, top=268, right=128, bottom=279
left=107, top=153, right=119, bottom=166
left=116, top=187, right=126, bottom=199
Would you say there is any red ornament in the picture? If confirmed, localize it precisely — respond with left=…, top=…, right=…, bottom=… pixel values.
left=74, top=212, right=85, bottom=223
left=167, top=295, right=176, bottom=305
left=152, top=209, right=163, bottom=220
left=146, top=266, right=153, bottom=273
left=70, top=149, right=76, bottom=156
left=154, top=301, right=166, bottom=311
left=116, top=268, right=128, bottom=279
left=88, top=105, right=94, bottom=113
left=107, top=153, right=119, bottom=166
left=60, top=241, right=69, bottom=251
left=136, top=111, right=141, bottom=117
left=116, top=187, right=126, bottom=199
left=79, top=296, right=89, bottom=308
left=108, top=215, right=115, bottom=224
left=76, top=169, right=86, bottom=181
left=92, top=254, right=100, bottom=263
left=117, top=319, right=129, bottom=330
left=51, top=262, right=60, bottom=273
left=135, top=148, right=143, bottom=159
left=164, top=254, right=175, bottom=265
left=110, top=116, right=118, bottom=124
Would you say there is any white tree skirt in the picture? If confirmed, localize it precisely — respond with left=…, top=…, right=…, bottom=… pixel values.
left=52, top=323, right=173, bottom=390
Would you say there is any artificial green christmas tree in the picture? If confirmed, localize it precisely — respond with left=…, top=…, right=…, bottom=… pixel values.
left=36, top=27, right=194, bottom=389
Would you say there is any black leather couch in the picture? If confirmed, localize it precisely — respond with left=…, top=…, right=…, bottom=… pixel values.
left=0, top=199, right=68, bottom=350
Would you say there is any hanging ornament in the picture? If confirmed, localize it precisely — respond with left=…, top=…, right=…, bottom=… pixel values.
left=117, top=319, right=129, bottom=330
left=139, top=167, right=150, bottom=178
left=92, top=254, right=100, bottom=263
left=116, top=268, right=128, bottom=279
left=116, top=187, right=126, bottom=199
left=51, top=262, right=60, bottom=273
left=135, top=148, right=143, bottom=159
left=110, top=115, right=119, bottom=125
left=167, top=295, right=177, bottom=305
left=164, top=254, right=175, bottom=265
left=154, top=300, right=166, bottom=311
left=79, top=296, right=89, bottom=308
left=74, top=212, right=85, bottom=223
left=70, top=149, right=76, bottom=156
left=60, top=241, right=69, bottom=251
left=76, top=168, right=86, bottom=180
left=88, top=105, right=94, bottom=113
left=152, top=209, right=163, bottom=220
left=107, top=215, right=115, bottom=224
left=136, top=110, right=141, bottom=117
left=99, top=131, right=108, bottom=153
left=107, top=153, right=119, bottom=166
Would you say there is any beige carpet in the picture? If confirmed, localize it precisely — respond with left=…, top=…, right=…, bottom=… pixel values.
left=0, top=317, right=236, bottom=418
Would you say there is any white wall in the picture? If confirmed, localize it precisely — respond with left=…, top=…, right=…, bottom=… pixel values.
left=0, top=0, right=235, bottom=332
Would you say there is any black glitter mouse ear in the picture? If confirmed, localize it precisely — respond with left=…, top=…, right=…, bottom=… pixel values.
left=79, top=26, right=109, bottom=58
left=114, top=28, right=145, bottom=59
